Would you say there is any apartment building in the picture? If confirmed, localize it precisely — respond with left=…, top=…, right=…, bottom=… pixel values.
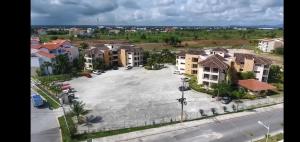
left=258, top=38, right=283, bottom=53
left=31, top=39, right=79, bottom=75
left=184, top=50, right=208, bottom=75
left=175, top=51, right=186, bottom=74
left=84, top=46, right=109, bottom=70
left=233, top=53, right=272, bottom=82
left=197, top=54, right=229, bottom=88
left=119, top=45, right=143, bottom=67
left=210, top=47, right=229, bottom=58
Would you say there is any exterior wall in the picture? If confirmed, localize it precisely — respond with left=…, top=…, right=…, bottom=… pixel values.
left=254, top=64, right=264, bottom=81
left=102, top=50, right=111, bottom=66
left=84, top=56, right=93, bottom=70
left=31, top=57, right=41, bottom=67
left=197, top=66, right=226, bottom=88
left=243, top=58, right=255, bottom=72
left=119, top=49, right=127, bottom=67
left=127, top=53, right=133, bottom=66
left=258, top=40, right=283, bottom=53
left=176, top=56, right=186, bottom=74
left=185, top=54, right=200, bottom=75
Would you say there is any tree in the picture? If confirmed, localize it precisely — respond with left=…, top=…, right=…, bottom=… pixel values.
left=79, top=42, right=89, bottom=50
left=92, top=58, right=105, bottom=70
left=42, top=61, right=52, bottom=75
left=268, top=65, right=283, bottom=83
left=143, top=51, right=150, bottom=64
left=231, top=88, right=246, bottom=111
left=140, top=34, right=147, bottom=40
left=53, top=54, right=71, bottom=74
left=211, top=82, right=232, bottom=99
left=36, top=68, right=44, bottom=76
left=50, top=36, right=58, bottom=40
left=70, top=101, right=86, bottom=123
left=273, top=48, right=283, bottom=55
left=240, top=71, right=255, bottom=79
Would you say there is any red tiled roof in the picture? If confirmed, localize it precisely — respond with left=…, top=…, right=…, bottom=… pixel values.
left=238, top=79, right=276, bottom=91
left=199, top=54, right=228, bottom=70
left=41, top=39, right=68, bottom=50
left=31, top=44, right=42, bottom=49
left=37, top=51, right=56, bottom=59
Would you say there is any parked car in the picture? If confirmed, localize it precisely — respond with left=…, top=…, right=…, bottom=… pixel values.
left=32, top=93, right=44, bottom=107
left=126, top=66, right=133, bottom=70
left=173, top=70, right=181, bottom=74
left=113, top=66, right=119, bottom=70
left=221, top=96, right=232, bottom=104
left=92, top=70, right=101, bottom=75
left=181, top=77, right=190, bottom=82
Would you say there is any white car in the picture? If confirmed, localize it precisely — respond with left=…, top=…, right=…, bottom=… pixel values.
left=92, top=70, right=101, bottom=75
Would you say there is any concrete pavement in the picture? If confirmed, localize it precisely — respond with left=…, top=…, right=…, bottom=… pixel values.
left=31, top=88, right=62, bottom=142
left=92, top=104, right=283, bottom=142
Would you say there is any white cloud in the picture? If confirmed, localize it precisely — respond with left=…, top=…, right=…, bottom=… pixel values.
left=31, top=0, right=283, bottom=26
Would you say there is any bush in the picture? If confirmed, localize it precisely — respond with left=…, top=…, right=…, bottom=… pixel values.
left=272, top=83, right=283, bottom=91
left=242, top=94, right=257, bottom=100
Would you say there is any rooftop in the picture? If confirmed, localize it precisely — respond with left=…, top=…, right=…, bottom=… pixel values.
left=41, top=39, right=69, bottom=50
left=212, top=47, right=228, bottom=53
left=36, top=51, right=56, bottom=59
left=238, top=79, right=276, bottom=92
left=234, top=53, right=272, bottom=65
left=199, top=54, right=228, bottom=70
left=186, top=50, right=207, bottom=56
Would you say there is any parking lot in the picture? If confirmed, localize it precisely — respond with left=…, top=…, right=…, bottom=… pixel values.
left=66, top=65, right=233, bottom=132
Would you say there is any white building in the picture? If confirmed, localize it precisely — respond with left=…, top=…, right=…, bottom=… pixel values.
left=176, top=51, right=186, bottom=74
left=258, top=38, right=283, bottom=53
left=197, top=54, right=229, bottom=88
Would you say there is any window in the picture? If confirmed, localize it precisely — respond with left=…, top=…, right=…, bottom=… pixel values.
left=192, top=58, right=198, bottom=62
left=255, top=64, right=261, bottom=67
left=254, top=71, right=260, bottom=73
left=181, top=62, right=185, bottom=65
left=128, top=58, right=131, bottom=59
left=89, top=65, right=92, bottom=68
left=134, top=63, right=138, bottom=66
left=134, top=57, right=137, bottom=60
left=212, top=68, right=218, bottom=73
left=240, top=62, right=244, bottom=64
left=134, top=53, right=137, bottom=55
left=192, top=70, right=198, bottom=74
left=192, top=64, right=197, bottom=68
left=262, top=77, right=267, bottom=82
left=239, top=69, right=243, bottom=71
left=204, top=67, right=210, bottom=72
left=203, top=81, right=209, bottom=86
left=180, top=68, right=185, bottom=70
left=263, top=70, right=268, bottom=75
left=211, top=75, right=218, bottom=81
left=180, top=57, right=185, bottom=59
left=264, top=65, right=270, bottom=68
left=203, top=74, right=209, bottom=79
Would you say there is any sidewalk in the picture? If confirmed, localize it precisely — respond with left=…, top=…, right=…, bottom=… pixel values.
left=91, top=104, right=283, bottom=142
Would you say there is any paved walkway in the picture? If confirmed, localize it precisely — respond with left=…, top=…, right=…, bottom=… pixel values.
left=91, top=104, right=283, bottom=142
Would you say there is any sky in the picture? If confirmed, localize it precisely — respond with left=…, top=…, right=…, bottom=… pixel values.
left=31, top=0, right=283, bottom=26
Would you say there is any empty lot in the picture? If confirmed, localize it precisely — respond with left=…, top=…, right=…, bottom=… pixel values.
left=67, top=65, right=233, bottom=132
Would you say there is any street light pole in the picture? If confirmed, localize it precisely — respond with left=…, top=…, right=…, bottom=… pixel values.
left=258, top=121, right=270, bottom=142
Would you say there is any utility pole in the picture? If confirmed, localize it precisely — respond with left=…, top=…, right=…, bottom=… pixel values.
left=177, top=78, right=187, bottom=122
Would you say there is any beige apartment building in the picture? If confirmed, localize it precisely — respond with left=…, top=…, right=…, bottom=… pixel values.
left=233, top=53, right=272, bottom=82
left=197, top=54, right=229, bottom=88
left=184, top=50, right=207, bottom=75
left=118, top=45, right=143, bottom=67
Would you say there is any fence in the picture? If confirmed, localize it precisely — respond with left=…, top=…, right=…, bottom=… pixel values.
left=75, top=96, right=283, bottom=134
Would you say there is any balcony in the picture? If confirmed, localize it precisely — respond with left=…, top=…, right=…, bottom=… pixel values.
left=210, top=75, right=218, bottom=81
left=204, top=67, right=210, bottom=72
left=203, top=74, right=209, bottom=80
left=212, top=68, right=219, bottom=73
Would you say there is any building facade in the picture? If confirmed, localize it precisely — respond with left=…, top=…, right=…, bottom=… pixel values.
left=118, top=45, right=143, bottom=67
left=233, top=53, right=272, bottom=82
left=258, top=38, right=283, bottom=53
left=176, top=50, right=207, bottom=75
left=197, top=55, right=229, bottom=88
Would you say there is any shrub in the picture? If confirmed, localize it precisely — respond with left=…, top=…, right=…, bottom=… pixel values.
left=223, top=106, right=227, bottom=112
left=242, top=94, right=257, bottom=100
left=199, top=109, right=205, bottom=116
left=232, top=104, right=236, bottom=111
left=211, top=108, right=217, bottom=115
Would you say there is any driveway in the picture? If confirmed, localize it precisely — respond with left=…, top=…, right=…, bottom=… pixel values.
left=67, top=65, right=235, bottom=132
left=31, top=89, right=61, bottom=142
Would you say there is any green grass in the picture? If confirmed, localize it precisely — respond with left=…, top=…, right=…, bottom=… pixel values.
left=58, top=116, right=73, bottom=142
left=34, top=88, right=60, bottom=109
left=37, top=74, right=73, bottom=83
left=255, top=133, right=283, bottom=142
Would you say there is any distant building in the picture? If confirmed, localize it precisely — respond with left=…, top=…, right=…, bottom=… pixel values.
left=86, top=28, right=94, bottom=34
left=258, top=38, right=283, bottom=53
left=119, top=45, right=143, bottom=67
left=108, top=29, right=120, bottom=34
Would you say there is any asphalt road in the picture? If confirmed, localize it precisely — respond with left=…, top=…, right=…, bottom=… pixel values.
left=31, top=88, right=61, bottom=142
left=126, top=108, right=283, bottom=142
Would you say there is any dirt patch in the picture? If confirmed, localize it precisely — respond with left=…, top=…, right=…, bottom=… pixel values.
left=182, top=39, right=251, bottom=47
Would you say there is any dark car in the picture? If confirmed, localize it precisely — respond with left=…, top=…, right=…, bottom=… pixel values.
left=178, top=86, right=190, bottom=91
left=113, top=66, right=119, bottom=70
left=221, top=96, right=232, bottom=104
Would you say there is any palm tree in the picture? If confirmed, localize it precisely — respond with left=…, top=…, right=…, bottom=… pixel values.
left=70, top=101, right=86, bottom=123
left=211, top=81, right=231, bottom=100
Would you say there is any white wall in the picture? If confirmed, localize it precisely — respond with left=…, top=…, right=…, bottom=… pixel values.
left=254, top=65, right=264, bottom=81
left=176, top=56, right=185, bottom=74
